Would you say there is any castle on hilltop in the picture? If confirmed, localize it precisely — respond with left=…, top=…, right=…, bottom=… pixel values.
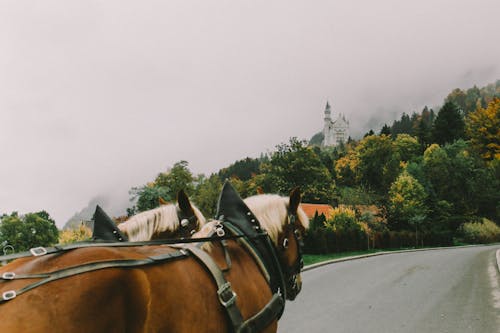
left=322, top=101, right=349, bottom=146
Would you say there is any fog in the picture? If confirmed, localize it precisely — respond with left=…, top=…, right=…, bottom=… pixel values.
left=1, top=0, right=499, bottom=227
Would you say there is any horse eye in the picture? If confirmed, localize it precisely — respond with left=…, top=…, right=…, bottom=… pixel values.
left=282, top=238, right=289, bottom=249
left=294, top=230, right=302, bottom=238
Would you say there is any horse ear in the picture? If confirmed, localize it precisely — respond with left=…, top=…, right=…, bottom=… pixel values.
left=256, top=187, right=264, bottom=195
left=177, top=190, right=194, bottom=215
left=159, top=197, right=169, bottom=206
left=289, top=187, right=301, bottom=215
left=92, top=205, right=128, bottom=242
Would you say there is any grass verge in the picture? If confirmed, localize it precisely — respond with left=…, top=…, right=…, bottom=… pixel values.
left=303, top=247, right=427, bottom=266
left=303, top=251, right=380, bottom=266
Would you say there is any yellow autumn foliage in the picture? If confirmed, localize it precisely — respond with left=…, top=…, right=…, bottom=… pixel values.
left=466, top=97, right=500, bottom=161
left=323, top=206, right=360, bottom=232
left=58, top=223, right=92, bottom=245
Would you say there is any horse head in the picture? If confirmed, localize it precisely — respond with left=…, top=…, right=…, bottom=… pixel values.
left=118, top=190, right=206, bottom=241
left=244, top=189, right=309, bottom=300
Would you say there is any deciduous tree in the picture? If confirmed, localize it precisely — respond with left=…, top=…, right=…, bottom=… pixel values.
left=393, top=134, right=420, bottom=162
left=265, top=137, right=335, bottom=203
left=0, top=211, right=59, bottom=252
left=154, top=160, right=195, bottom=198
left=388, top=170, right=427, bottom=231
left=355, top=135, right=400, bottom=193
left=466, top=97, right=500, bottom=161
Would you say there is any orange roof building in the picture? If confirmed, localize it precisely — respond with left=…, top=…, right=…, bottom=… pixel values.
left=300, top=203, right=335, bottom=220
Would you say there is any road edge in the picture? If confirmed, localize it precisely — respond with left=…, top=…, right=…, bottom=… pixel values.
left=496, top=249, right=500, bottom=273
left=303, top=244, right=500, bottom=272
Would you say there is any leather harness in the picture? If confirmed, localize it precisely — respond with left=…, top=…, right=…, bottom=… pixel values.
left=0, top=233, right=290, bottom=333
left=0, top=183, right=302, bottom=333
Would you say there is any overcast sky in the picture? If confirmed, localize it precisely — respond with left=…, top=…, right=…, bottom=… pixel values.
left=1, top=0, right=499, bottom=227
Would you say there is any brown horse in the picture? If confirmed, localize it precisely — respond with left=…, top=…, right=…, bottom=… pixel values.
left=0, top=184, right=308, bottom=332
left=118, top=190, right=206, bottom=241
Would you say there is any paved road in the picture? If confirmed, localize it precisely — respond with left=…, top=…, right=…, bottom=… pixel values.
left=278, top=246, right=500, bottom=333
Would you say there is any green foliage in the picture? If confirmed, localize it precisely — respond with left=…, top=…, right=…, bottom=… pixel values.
left=422, top=140, right=499, bottom=228
left=393, top=134, right=421, bottom=162
left=337, top=186, right=377, bottom=205
left=154, top=160, right=195, bottom=197
left=388, top=170, right=428, bottom=231
left=309, top=132, right=324, bottom=146
left=193, top=174, right=223, bottom=218
left=218, top=157, right=262, bottom=181
left=263, top=137, right=335, bottom=203
left=129, top=185, right=171, bottom=213
left=379, top=124, right=391, bottom=136
left=0, top=211, right=59, bottom=253
left=129, top=160, right=196, bottom=213
left=416, top=106, right=434, bottom=148
left=355, top=134, right=400, bottom=193
left=422, top=144, right=449, bottom=194
left=391, top=112, right=414, bottom=136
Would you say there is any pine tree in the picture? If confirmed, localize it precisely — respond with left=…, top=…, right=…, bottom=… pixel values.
left=432, top=102, right=465, bottom=145
left=379, top=124, right=391, bottom=136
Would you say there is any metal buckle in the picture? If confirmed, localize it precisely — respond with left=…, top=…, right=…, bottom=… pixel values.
left=214, top=221, right=225, bottom=237
left=180, top=219, right=190, bottom=227
left=2, top=272, right=15, bottom=280
left=216, top=227, right=225, bottom=237
left=218, top=282, right=237, bottom=307
left=30, top=247, right=47, bottom=257
left=2, top=290, right=16, bottom=301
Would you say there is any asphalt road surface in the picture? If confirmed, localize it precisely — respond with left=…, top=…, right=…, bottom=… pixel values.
left=278, top=245, right=500, bottom=333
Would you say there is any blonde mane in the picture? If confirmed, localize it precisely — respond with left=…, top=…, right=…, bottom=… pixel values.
left=192, top=194, right=309, bottom=247
left=244, top=194, right=309, bottom=245
left=118, top=204, right=206, bottom=241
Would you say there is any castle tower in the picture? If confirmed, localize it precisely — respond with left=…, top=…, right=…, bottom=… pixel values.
left=324, top=101, right=331, bottom=122
left=322, top=101, right=349, bottom=147
left=323, top=102, right=334, bottom=146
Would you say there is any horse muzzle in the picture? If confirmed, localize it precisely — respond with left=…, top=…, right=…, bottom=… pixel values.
left=286, top=274, right=302, bottom=300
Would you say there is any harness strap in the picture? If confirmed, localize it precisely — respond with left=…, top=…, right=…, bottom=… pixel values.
left=184, top=243, right=285, bottom=333
left=183, top=244, right=244, bottom=333
left=224, top=224, right=271, bottom=284
left=1, top=250, right=188, bottom=303
left=238, top=293, right=284, bottom=333
left=220, top=239, right=232, bottom=272
left=0, top=235, right=246, bottom=264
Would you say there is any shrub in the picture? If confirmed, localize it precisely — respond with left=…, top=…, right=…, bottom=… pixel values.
left=324, top=206, right=360, bottom=232
left=460, top=218, right=500, bottom=244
